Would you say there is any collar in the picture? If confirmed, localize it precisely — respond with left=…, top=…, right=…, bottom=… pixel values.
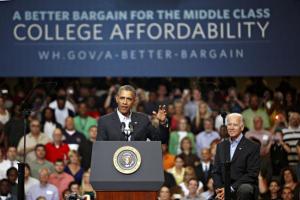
left=229, top=133, right=243, bottom=144
left=117, top=109, right=132, bottom=120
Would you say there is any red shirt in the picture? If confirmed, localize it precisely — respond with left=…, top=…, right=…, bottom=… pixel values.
left=45, top=142, right=70, bottom=163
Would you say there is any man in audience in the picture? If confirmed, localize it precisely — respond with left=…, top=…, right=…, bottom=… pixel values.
left=45, top=128, right=70, bottom=163
left=17, top=119, right=51, bottom=162
left=242, top=94, right=270, bottom=130
left=0, top=179, right=17, bottom=200
left=24, top=163, right=39, bottom=195
left=78, top=125, right=97, bottom=170
left=29, top=144, right=54, bottom=179
left=74, top=102, right=97, bottom=139
left=196, top=118, right=220, bottom=157
left=283, top=112, right=300, bottom=166
left=6, top=167, right=18, bottom=196
left=195, top=148, right=213, bottom=191
left=281, top=186, right=294, bottom=200
left=49, top=159, right=74, bottom=200
left=63, top=117, right=86, bottom=151
left=26, top=168, right=59, bottom=200
left=184, top=88, right=202, bottom=122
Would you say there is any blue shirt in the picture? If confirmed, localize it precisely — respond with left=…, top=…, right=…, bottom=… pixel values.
left=229, top=133, right=243, bottom=160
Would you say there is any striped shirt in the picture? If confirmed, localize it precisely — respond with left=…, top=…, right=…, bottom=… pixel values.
left=282, top=126, right=300, bottom=166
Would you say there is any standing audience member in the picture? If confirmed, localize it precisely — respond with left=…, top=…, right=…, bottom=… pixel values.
left=296, top=140, right=300, bottom=181
left=17, top=119, right=51, bottom=162
left=184, top=88, right=202, bottom=122
left=6, top=167, right=18, bottom=197
left=41, top=107, right=61, bottom=140
left=281, top=186, right=294, bottom=200
left=182, top=178, right=202, bottom=200
left=280, top=167, right=300, bottom=199
left=179, top=167, right=203, bottom=196
left=200, top=177, right=215, bottom=200
left=169, top=117, right=195, bottom=155
left=157, top=186, right=172, bottom=200
left=26, top=168, right=59, bottom=200
left=178, top=137, right=199, bottom=167
left=29, top=144, right=55, bottom=179
left=195, top=148, right=213, bottom=191
left=0, top=97, right=10, bottom=125
left=49, top=159, right=74, bottom=200
left=24, top=163, right=39, bottom=195
left=74, top=102, right=97, bottom=139
left=63, top=117, right=86, bottom=151
left=192, top=102, right=211, bottom=134
left=282, top=112, right=300, bottom=166
left=0, top=179, right=17, bottom=200
left=196, top=118, right=220, bottom=158
left=64, top=150, right=84, bottom=184
left=45, top=128, right=70, bottom=163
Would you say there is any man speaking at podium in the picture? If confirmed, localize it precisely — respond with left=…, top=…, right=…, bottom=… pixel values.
left=96, top=85, right=168, bottom=142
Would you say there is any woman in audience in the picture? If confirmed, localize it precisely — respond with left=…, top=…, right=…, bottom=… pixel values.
left=157, top=186, right=172, bottom=200
left=178, top=166, right=203, bottom=196
left=178, top=137, right=199, bottom=167
left=167, top=155, right=186, bottom=185
left=281, top=167, right=300, bottom=199
left=81, top=170, right=96, bottom=200
left=170, top=100, right=185, bottom=131
left=40, top=107, right=61, bottom=140
left=169, top=117, right=195, bottom=155
left=262, top=179, right=282, bottom=200
left=192, top=102, right=211, bottom=133
left=64, top=150, right=84, bottom=184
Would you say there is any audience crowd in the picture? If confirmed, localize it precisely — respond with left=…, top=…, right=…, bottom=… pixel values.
left=0, top=77, right=299, bottom=200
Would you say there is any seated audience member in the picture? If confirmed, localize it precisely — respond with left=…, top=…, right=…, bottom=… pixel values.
left=169, top=117, right=195, bottom=155
left=281, top=167, right=300, bottom=199
left=199, top=177, right=214, bottom=200
left=68, top=181, right=81, bottom=196
left=163, top=171, right=177, bottom=189
left=6, top=167, right=18, bottom=196
left=167, top=155, right=186, bottom=185
left=4, top=146, right=19, bottom=169
left=81, top=170, right=96, bottom=200
left=157, top=186, right=172, bottom=200
left=181, top=178, right=202, bottom=200
left=26, top=168, right=59, bottom=200
left=64, top=150, right=84, bottom=184
left=178, top=137, right=199, bottom=167
left=78, top=125, right=97, bottom=170
left=74, top=102, right=97, bottom=139
left=49, top=159, right=74, bottom=200
left=41, top=107, right=62, bottom=140
left=45, top=128, right=70, bottom=163
left=17, top=119, right=51, bottom=162
left=195, top=148, right=213, bottom=191
left=24, top=163, right=39, bottom=195
left=162, top=143, right=175, bottom=170
left=196, top=118, right=220, bottom=158
left=179, top=166, right=203, bottom=196
left=0, top=178, right=17, bottom=200
left=29, top=144, right=54, bottom=179
left=63, top=117, right=86, bottom=151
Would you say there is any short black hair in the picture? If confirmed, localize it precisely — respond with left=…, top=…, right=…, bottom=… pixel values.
left=35, top=144, right=46, bottom=151
left=6, top=167, right=18, bottom=176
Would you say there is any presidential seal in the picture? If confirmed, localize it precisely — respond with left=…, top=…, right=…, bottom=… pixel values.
left=113, top=146, right=141, bottom=174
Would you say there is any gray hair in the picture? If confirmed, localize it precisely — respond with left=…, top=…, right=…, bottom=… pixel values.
left=227, top=113, right=244, bottom=126
left=117, top=85, right=136, bottom=97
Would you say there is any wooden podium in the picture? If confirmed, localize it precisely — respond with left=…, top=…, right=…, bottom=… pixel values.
left=90, top=141, right=163, bottom=200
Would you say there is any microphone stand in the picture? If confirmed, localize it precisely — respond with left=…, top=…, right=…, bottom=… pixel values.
left=221, top=112, right=231, bottom=200
left=18, top=82, right=57, bottom=200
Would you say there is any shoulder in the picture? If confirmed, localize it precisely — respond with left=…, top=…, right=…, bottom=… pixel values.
left=133, top=112, right=149, bottom=120
left=243, top=136, right=260, bottom=149
left=99, top=112, right=115, bottom=122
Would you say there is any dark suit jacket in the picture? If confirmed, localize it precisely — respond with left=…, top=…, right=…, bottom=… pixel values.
left=212, top=135, right=260, bottom=191
left=195, top=162, right=213, bottom=190
left=96, top=111, right=168, bottom=143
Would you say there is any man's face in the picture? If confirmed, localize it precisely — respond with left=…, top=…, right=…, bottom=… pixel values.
left=201, top=148, right=211, bottom=162
left=39, top=169, right=49, bottom=184
left=89, top=127, right=97, bottom=140
left=7, top=170, right=18, bottom=183
left=65, top=117, right=74, bottom=130
left=204, top=120, right=213, bottom=132
left=54, top=162, right=65, bottom=174
left=30, top=121, right=41, bottom=135
left=188, top=180, right=198, bottom=194
left=282, top=188, right=293, bottom=200
left=36, top=147, right=46, bottom=159
left=250, top=96, right=259, bottom=110
left=253, top=117, right=263, bottom=130
left=53, top=129, right=63, bottom=143
left=7, top=147, right=17, bottom=161
left=115, top=90, right=135, bottom=116
left=0, top=180, right=10, bottom=195
left=227, top=115, right=244, bottom=139
left=78, top=104, right=87, bottom=116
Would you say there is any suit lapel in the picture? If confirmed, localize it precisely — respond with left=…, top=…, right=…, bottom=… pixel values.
left=231, top=136, right=246, bottom=163
left=130, top=112, right=139, bottom=141
left=111, top=111, right=124, bottom=140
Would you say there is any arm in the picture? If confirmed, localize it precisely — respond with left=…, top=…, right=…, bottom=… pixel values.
left=232, top=143, right=260, bottom=189
left=212, top=143, right=224, bottom=189
left=96, top=118, right=108, bottom=141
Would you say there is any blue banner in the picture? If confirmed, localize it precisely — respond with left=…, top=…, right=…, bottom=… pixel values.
left=0, top=0, right=299, bottom=76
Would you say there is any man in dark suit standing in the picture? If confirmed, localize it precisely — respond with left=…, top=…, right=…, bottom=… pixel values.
left=195, top=148, right=213, bottom=191
left=96, top=85, right=168, bottom=142
left=213, top=113, right=260, bottom=200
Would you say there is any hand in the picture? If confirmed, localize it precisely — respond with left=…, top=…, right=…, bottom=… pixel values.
left=152, top=105, right=167, bottom=124
left=215, top=188, right=225, bottom=200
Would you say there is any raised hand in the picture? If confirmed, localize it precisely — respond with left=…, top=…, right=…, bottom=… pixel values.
left=152, top=105, right=167, bottom=124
